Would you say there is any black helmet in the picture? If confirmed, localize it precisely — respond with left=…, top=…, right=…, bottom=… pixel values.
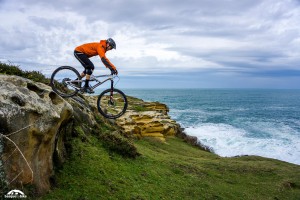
left=107, top=38, right=116, bottom=49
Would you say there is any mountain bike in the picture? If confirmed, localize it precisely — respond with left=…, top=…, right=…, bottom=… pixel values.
left=50, top=66, right=127, bottom=119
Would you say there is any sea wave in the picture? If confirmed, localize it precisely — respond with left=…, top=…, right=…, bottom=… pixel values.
left=185, top=123, right=300, bottom=165
left=125, top=89, right=300, bottom=165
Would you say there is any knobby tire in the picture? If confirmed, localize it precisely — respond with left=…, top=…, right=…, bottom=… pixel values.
left=97, top=88, right=128, bottom=119
left=50, top=66, right=81, bottom=98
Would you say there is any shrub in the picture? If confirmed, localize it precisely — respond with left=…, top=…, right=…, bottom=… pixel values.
left=0, top=62, right=49, bottom=85
left=99, top=131, right=140, bottom=158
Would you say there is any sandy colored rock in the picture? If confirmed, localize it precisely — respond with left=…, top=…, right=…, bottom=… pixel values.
left=116, top=98, right=181, bottom=141
left=0, top=75, right=73, bottom=194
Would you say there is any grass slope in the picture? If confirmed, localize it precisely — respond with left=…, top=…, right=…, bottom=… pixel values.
left=39, top=135, right=300, bottom=200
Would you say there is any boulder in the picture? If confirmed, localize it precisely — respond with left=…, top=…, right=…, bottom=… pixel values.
left=0, top=75, right=73, bottom=194
left=116, top=99, right=181, bottom=141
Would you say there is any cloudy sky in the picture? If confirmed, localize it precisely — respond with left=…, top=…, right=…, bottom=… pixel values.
left=0, top=0, right=299, bottom=88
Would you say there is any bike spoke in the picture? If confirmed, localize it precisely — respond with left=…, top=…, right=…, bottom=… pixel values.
left=51, top=67, right=81, bottom=97
left=97, top=89, right=127, bottom=119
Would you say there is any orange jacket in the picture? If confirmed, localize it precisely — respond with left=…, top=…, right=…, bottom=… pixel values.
left=75, top=40, right=116, bottom=70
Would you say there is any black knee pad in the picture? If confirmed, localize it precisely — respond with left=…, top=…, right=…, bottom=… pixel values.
left=86, top=68, right=93, bottom=75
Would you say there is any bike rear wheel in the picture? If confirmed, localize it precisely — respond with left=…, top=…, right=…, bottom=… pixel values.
left=97, top=88, right=128, bottom=119
left=50, top=66, right=81, bottom=97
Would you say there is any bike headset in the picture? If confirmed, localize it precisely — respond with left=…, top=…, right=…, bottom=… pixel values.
left=107, top=38, right=116, bottom=49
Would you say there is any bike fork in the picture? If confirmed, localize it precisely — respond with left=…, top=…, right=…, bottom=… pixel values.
left=110, top=79, right=114, bottom=101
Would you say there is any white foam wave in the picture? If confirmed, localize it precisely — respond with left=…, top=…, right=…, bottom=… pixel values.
left=185, top=123, right=300, bottom=165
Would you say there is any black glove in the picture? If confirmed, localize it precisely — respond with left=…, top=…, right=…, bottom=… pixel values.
left=111, top=69, right=118, bottom=75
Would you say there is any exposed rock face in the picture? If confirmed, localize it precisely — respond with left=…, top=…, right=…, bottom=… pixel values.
left=116, top=97, right=181, bottom=141
left=0, top=75, right=73, bottom=194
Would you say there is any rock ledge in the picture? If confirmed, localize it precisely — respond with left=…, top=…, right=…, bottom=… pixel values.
left=115, top=97, right=181, bottom=141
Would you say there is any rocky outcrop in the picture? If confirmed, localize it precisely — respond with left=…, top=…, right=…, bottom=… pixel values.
left=0, top=75, right=73, bottom=194
left=116, top=97, right=181, bottom=141
left=84, top=95, right=181, bottom=141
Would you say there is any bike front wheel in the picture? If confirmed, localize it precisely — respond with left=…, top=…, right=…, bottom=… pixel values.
left=97, top=88, right=128, bottom=119
left=50, top=66, right=81, bottom=97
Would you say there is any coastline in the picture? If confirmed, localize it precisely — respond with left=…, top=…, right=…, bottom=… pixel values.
left=1, top=66, right=300, bottom=198
left=123, top=88, right=300, bottom=166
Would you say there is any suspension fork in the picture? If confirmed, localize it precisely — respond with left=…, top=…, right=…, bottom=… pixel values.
left=110, top=79, right=114, bottom=94
left=110, top=79, right=114, bottom=102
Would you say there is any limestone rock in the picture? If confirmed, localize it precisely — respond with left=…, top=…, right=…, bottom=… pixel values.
left=116, top=98, right=181, bottom=141
left=0, top=75, right=73, bottom=194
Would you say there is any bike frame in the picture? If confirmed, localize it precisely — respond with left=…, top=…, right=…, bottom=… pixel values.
left=90, top=74, right=116, bottom=91
left=66, top=74, right=118, bottom=91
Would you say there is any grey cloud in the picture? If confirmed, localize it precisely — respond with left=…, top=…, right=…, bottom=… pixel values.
left=29, top=16, right=76, bottom=30
left=1, top=0, right=300, bottom=88
left=245, top=69, right=300, bottom=77
left=2, top=0, right=260, bottom=28
left=0, top=27, right=37, bottom=52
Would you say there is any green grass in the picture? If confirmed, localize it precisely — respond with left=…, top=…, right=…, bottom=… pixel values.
left=39, top=135, right=300, bottom=200
left=132, top=105, right=149, bottom=112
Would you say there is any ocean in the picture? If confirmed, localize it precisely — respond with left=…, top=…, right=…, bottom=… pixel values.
left=123, top=89, right=300, bottom=165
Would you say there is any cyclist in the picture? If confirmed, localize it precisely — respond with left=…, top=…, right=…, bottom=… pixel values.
left=74, top=38, right=118, bottom=93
